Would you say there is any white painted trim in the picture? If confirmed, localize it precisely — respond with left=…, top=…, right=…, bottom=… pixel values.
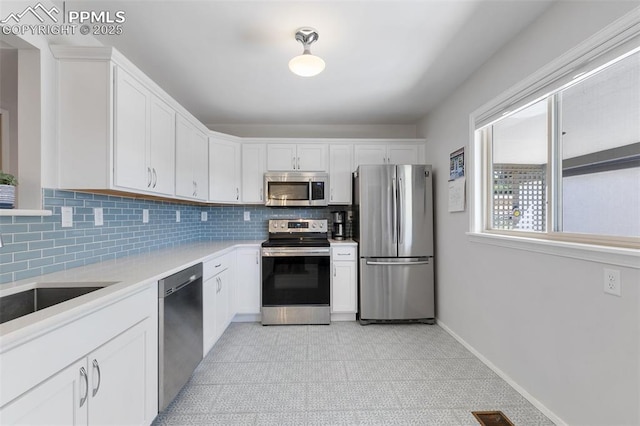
left=232, top=313, right=261, bottom=323
left=467, top=232, right=639, bottom=269
left=0, top=209, right=52, bottom=216
left=437, top=319, right=567, bottom=426
left=330, top=313, right=356, bottom=322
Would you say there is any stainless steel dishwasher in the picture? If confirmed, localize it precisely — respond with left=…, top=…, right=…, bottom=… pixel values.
left=158, top=263, right=203, bottom=411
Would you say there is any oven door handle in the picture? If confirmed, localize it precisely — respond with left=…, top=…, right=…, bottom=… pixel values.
left=262, top=248, right=330, bottom=257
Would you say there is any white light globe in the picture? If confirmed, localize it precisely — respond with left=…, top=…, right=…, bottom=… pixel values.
left=288, top=53, right=325, bottom=77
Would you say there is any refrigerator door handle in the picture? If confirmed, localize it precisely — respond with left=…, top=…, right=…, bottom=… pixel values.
left=366, top=260, right=431, bottom=266
left=392, top=176, right=398, bottom=244
left=398, top=176, right=403, bottom=244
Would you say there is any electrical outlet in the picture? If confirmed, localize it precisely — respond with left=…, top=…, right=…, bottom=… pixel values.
left=94, top=207, right=104, bottom=226
left=142, top=209, right=149, bottom=223
left=244, top=211, right=250, bottom=221
left=61, top=206, right=73, bottom=228
left=201, top=211, right=208, bottom=221
left=604, top=268, right=621, bottom=296
left=176, top=210, right=181, bottom=223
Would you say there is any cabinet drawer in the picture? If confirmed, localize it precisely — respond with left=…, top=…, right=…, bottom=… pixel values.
left=332, top=246, right=356, bottom=261
left=204, top=252, right=233, bottom=278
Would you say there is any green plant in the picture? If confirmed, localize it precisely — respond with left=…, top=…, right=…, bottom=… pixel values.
left=0, top=171, right=18, bottom=186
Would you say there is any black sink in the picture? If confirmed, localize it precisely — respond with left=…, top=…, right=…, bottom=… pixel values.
left=0, top=286, right=105, bottom=325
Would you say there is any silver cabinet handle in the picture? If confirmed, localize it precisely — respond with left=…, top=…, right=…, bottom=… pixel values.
left=147, top=167, right=152, bottom=187
left=92, top=359, right=101, bottom=397
left=215, top=263, right=222, bottom=268
left=152, top=168, right=157, bottom=188
left=366, top=260, right=431, bottom=266
left=331, top=188, right=334, bottom=201
left=236, top=188, right=239, bottom=201
left=259, top=188, right=263, bottom=201
left=392, top=177, right=398, bottom=245
left=80, top=367, right=89, bottom=407
left=297, top=157, right=300, bottom=170
left=292, top=157, right=295, bottom=170
left=192, top=180, right=196, bottom=196
left=255, top=253, right=259, bottom=264
left=334, top=266, right=336, bottom=277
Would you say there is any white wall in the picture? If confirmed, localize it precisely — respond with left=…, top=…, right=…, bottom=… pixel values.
left=418, top=2, right=640, bottom=425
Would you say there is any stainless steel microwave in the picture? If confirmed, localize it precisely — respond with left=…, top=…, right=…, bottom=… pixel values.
left=264, top=172, right=329, bottom=207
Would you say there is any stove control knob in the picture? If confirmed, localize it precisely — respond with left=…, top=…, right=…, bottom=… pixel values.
left=319, top=222, right=324, bottom=228
left=312, top=223, right=317, bottom=228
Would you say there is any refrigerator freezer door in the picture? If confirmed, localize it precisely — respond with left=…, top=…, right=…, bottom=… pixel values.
left=356, top=165, right=397, bottom=257
left=397, top=165, right=434, bottom=257
left=359, top=257, right=434, bottom=321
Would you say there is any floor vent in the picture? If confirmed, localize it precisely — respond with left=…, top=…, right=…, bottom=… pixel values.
left=472, top=411, right=515, bottom=426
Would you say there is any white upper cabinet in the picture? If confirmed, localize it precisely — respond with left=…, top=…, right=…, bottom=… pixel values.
left=329, top=144, right=353, bottom=205
left=267, top=143, right=327, bottom=171
left=354, top=144, right=387, bottom=166
left=354, top=143, right=422, bottom=168
left=114, top=69, right=149, bottom=191
left=388, top=144, right=421, bottom=165
left=53, top=47, right=178, bottom=198
left=176, top=114, right=209, bottom=201
left=242, top=144, right=267, bottom=204
left=148, top=96, right=176, bottom=196
left=114, top=69, right=176, bottom=196
left=209, top=137, right=241, bottom=203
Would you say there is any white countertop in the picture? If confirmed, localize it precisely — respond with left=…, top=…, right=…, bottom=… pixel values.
left=329, top=238, right=358, bottom=245
left=0, top=240, right=262, bottom=349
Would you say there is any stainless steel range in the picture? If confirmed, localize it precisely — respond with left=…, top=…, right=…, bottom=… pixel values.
left=261, top=219, right=330, bottom=325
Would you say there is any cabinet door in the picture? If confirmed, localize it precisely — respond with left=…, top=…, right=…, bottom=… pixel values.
left=267, top=144, right=297, bottom=171
left=149, top=95, right=176, bottom=196
left=354, top=144, right=387, bottom=167
left=331, top=261, right=357, bottom=313
left=203, top=276, right=217, bottom=357
left=88, top=318, right=156, bottom=426
left=210, top=138, right=241, bottom=203
left=242, top=144, right=266, bottom=203
left=114, top=68, right=149, bottom=191
left=214, top=271, right=229, bottom=341
left=175, top=115, right=208, bottom=201
left=329, top=144, right=353, bottom=204
left=235, top=247, right=261, bottom=314
left=0, top=359, right=88, bottom=426
left=175, top=115, right=195, bottom=198
left=192, top=130, right=209, bottom=201
left=388, top=144, right=420, bottom=165
left=297, top=144, right=328, bottom=171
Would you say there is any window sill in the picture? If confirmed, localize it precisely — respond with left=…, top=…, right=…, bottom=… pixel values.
left=467, top=232, right=639, bottom=269
left=0, top=209, right=52, bottom=217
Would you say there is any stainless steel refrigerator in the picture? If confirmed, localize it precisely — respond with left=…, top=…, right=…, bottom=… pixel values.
left=353, top=164, right=434, bottom=323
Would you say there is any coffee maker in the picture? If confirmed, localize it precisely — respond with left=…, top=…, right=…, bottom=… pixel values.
left=331, top=211, right=346, bottom=240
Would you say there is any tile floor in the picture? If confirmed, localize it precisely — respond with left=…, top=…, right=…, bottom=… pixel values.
left=153, top=322, right=555, bottom=425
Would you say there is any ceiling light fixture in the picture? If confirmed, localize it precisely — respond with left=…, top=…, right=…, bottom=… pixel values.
left=288, top=27, right=325, bottom=77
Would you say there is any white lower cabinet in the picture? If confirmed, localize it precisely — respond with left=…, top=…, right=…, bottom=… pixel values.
left=331, top=245, right=357, bottom=316
left=0, top=285, right=157, bottom=426
left=203, top=252, right=237, bottom=356
left=0, top=359, right=87, bottom=425
left=234, top=247, right=261, bottom=316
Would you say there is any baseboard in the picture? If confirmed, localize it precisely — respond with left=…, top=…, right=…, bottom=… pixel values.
left=232, top=313, right=261, bottom=322
left=331, top=313, right=356, bottom=322
left=436, top=319, right=566, bottom=426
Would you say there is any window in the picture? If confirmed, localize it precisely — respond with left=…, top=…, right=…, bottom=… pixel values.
left=475, top=48, right=640, bottom=248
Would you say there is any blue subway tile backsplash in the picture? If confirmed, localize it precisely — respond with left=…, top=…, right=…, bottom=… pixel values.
left=0, top=189, right=351, bottom=284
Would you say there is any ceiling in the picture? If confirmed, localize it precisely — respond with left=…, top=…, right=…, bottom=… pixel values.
left=64, top=0, right=554, bottom=129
